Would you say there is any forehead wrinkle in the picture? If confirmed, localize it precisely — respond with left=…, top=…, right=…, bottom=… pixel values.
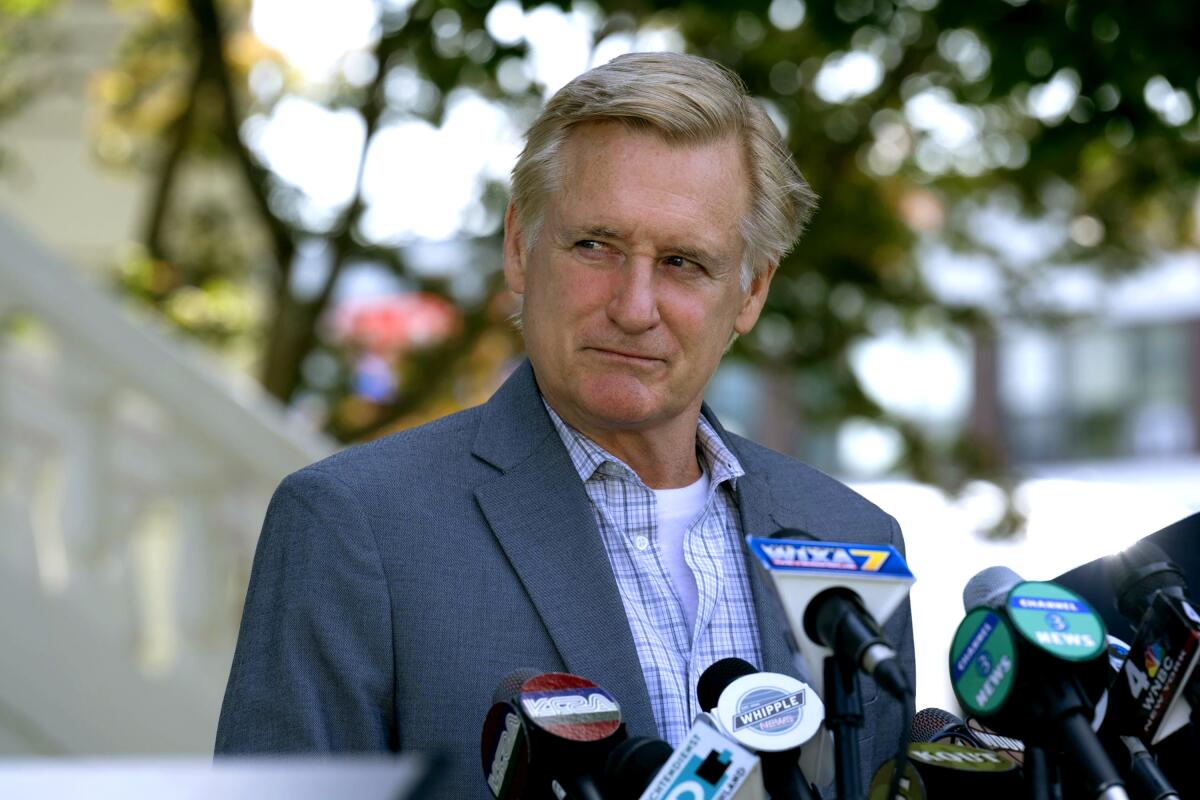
left=554, top=125, right=748, bottom=267
left=578, top=224, right=625, bottom=240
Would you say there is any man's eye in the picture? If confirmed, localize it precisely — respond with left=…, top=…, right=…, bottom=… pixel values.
left=576, top=240, right=603, bottom=251
left=664, top=255, right=701, bottom=271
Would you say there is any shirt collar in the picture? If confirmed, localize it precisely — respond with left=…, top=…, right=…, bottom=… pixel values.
left=542, top=401, right=744, bottom=490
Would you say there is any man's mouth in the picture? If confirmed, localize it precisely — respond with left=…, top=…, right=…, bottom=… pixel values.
left=587, top=347, right=664, bottom=364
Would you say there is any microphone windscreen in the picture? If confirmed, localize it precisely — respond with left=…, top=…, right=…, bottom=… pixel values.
left=1105, top=540, right=1188, bottom=623
left=912, top=707, right=964, bottom=742
left=602, top=737, right=673, bottom=798
left=697, top=657, right=758, bottom=712
left=911, top=707, right=990, bottom=750
left=962, top=566, right=1023, bottom=612
left=492, top=668, right=543, bottom=705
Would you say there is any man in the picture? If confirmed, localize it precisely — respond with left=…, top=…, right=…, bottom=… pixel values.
left=216, top=52, right=915, bottom=797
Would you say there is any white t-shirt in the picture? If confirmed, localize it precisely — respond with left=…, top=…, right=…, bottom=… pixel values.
left=652, top=470, right=711, bottom=632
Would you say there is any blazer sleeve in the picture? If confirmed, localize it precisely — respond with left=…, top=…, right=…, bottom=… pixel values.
left=215, top=466, right=397, bottom=753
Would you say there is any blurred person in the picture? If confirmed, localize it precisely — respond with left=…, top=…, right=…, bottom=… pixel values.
left=215, top=51, right=914, bottom=797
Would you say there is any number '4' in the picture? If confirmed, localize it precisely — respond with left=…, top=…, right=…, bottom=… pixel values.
left=1124, top=661, right=1150, bottom=698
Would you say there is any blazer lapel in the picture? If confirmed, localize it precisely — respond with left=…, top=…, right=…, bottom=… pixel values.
left=472, top=362, right=657, bottom=736
left=703, top=405, right=826, bottom=682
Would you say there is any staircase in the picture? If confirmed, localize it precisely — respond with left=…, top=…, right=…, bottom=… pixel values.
left=0, top=212, right=334, bottom=754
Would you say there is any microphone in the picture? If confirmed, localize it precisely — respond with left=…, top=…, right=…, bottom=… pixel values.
left=602, top=716, right=766, bottom=800
left=601, top=737, right=674, bottom=798
left=903, top=708, right=1027, bottom=797
left=962, top=720, right=1026, bottom=763
left=746, top=532, right=915, bottom=701
left=1102, top=541, right=1200, bottom=745
left=746, top=533, right=914, bottom=799
left=481, top=670, right=627, bottom=800
left=870, top=741, right=1023, bottom=798
left=481, top=701, right=533, bottom=798
left=962, top=565, right=1023, bottom=610
left=954, top=567, right=1129, bottom=800
left=1107, top=541, right=1193, bottom=625
left=866, top=758, right=925, bottom=799
left=1099, top=639, right=1184, bottom=800
left=482, top=669, right=540, bottom=799
left=913, top=707, right=1027, bottom=765
left=911, top=707, right=985, bottom=748
left=697, top=658, right=822, bottom=800
left=1109, top=733, right=1180, bottom=800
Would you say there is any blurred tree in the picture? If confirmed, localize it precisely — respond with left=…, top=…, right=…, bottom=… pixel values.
left=0, top=0, right=63, bottom=173
left=73, top=0, right=1200, bottom=495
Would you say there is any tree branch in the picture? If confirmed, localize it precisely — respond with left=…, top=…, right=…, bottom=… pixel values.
left=142, top=50, right=209, bottom=260
left=185, top=0, right=295, bottom=279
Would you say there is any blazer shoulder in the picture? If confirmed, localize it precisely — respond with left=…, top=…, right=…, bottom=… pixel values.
left=287, top=403, right=489, bottom=491
left=728, top=432, right=903, bottom=549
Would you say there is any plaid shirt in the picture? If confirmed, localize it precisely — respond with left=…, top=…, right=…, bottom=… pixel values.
left=544, top=403, right=763, bottom=746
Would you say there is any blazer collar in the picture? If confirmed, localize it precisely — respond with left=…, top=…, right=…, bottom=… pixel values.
left=471, top=361, right=658, bottom=736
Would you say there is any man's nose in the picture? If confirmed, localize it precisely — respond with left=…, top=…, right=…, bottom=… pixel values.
left=606, top=258, right=661, bottom=333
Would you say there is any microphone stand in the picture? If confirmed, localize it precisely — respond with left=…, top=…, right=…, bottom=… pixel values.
left=1025, top=744, right=1054, bottom=800
left=1039, top=679, right=1128, bottom=800
left=824, top=653, right=863, bottom=800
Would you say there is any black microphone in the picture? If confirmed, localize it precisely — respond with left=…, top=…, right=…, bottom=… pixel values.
left=1110, top=735, right=1180, bottom=800
left=697, top=658, right=822, bottom=800
left=911, top=707, right=985, bottom=748
left=601, top=737, right=674, bottom=798
left=481, top=669, right=540, bottom=799
left=1103, top=541, right=1200, bottom=745
left=754, top=531, right=913, bottom=699
left=913, top=707, right=1027, bottom=765
left=746, top=532, right=915, bottom=798
left=897, top=708, right=1025, bottom=798
left=1107, top=541, right=1193, bottom=626
left=481, top=670, right=627, bottom=800
left=1102, top=542, right=1200, bottom=799
left=1094, top=635, right=1182, bottom=800
left=803, top=586, right=911, bottom=700
left=600, top=718, right=765, bottom=799
left=954, top=567, right=1129, bottom=800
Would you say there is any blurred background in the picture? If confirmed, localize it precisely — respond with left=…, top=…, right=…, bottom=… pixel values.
left=1, top=0, right=1198, bottom=756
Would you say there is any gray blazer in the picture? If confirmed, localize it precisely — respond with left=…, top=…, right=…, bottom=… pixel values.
left=215, top=360, right=915, bottom=797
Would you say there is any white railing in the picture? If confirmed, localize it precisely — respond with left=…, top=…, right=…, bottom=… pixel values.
left=0, top=212, right=335, bottom=755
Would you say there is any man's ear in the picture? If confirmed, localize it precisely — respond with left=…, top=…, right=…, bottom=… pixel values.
left=502, top=201, right=526, bottom=295
left=733, top=262, right=778, bottom=335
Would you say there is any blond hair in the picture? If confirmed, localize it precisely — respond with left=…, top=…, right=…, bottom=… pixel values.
left=510, top=51, right=817, bottom=288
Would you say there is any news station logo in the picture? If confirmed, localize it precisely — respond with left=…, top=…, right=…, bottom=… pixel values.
left=950, top=609, right=1017, bottom=717
left=730, top=686, right=806, bottom=736
left=757, top=542, right=891, bottom=573
left=1006, top=583, right=1105, bottom=662
left=1144, top=643, right=1164, bottom=679
left=517, top=673, right=622, bottom=742
left=658, top=751, right=737, bottom=800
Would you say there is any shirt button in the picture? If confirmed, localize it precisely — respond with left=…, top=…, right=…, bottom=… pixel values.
left=635, top=536, right=649, bottom=550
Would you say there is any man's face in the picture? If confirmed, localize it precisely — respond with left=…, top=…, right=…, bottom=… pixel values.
left=503, top=122, right=774, bottom=443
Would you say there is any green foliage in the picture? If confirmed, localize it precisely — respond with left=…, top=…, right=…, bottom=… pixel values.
left=0, top=0, right=62, bottom=171
left=0, top=0, right=58, bottom=16
left=57, top=0, right=1200, bottom=490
